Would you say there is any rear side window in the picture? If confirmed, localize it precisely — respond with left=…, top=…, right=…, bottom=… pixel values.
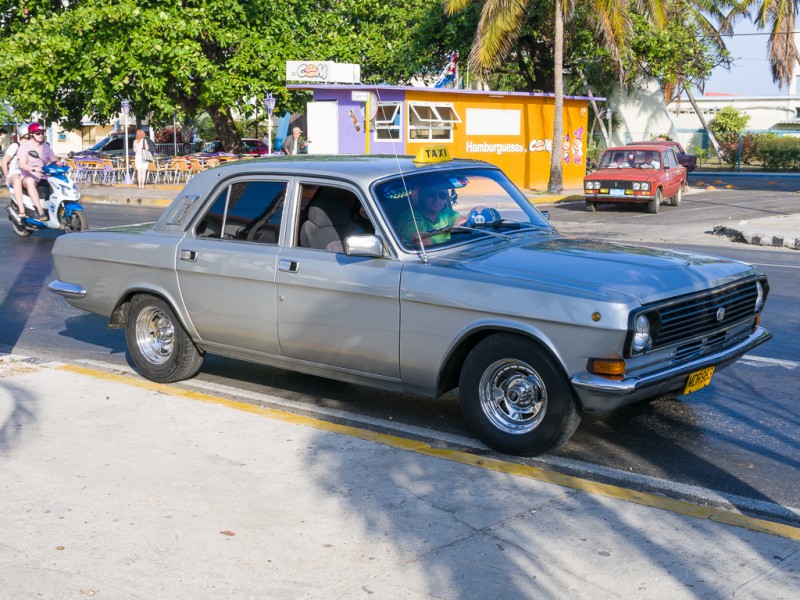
left=196, top=180, right=287, bottom=244
left=103, top=138, right=124, bottom=151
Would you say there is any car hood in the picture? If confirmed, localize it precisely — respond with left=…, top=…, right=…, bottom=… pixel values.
left=586, top=167, right=657, bottom=180
left=453, top=236, right=759, bottom=305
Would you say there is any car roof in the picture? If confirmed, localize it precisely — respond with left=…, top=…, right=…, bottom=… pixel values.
left=201, top=154, right=488, bottom=181
left=627, top=140, right=678, bottom=147
left=157, top=155, right=496, bottom=231
left=605, top=145, right=670, bottom=152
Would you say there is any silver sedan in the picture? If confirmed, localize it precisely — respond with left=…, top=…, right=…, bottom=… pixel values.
left=49, top=153, right=771, bottom=455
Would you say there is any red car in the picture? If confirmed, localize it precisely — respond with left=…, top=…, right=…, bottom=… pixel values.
left=195, top=138, right=270, bottom=157
left=583, top=145, right=687, bottom=213
left=627, top=139, right=697, bottom=172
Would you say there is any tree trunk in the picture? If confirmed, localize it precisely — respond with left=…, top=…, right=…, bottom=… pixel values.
left=577, top=69, right=608, bottom=146
left=683, top=85, right=721, bottom=158
left=207, top=104, right=243, bottom=154
left=547, top=0, right=564, bottom=193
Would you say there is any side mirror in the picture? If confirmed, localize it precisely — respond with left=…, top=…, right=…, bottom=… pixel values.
left=540, top=210, right=550, bottom=221
left=67, top=151, right=74, bottom=158
left=344, top=234, right=384, bottom=258
left=28, top=150, right=40, bottom=159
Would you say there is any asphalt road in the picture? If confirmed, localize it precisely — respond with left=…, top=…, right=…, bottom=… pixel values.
left=1, top=184, right=798, bottom=521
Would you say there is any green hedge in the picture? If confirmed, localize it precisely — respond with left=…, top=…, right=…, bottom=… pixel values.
left=754, top=135, right=800, bottom=171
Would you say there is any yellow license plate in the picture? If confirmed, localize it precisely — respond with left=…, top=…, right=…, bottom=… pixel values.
left=684, top=366, right=715, bottom=394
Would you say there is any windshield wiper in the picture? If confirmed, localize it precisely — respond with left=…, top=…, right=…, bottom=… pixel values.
left=448, top=225, right=512, bottom=241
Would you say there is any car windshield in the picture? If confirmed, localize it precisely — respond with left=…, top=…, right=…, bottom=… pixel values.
left=373, top=167, right=552, bottom=252
left=599, top=150, right=660, bottom=169
left=89, top=136, right=113, bottom=151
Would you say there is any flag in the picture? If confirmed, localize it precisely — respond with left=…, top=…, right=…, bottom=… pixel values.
left=434, top=51, right=458, bottom=88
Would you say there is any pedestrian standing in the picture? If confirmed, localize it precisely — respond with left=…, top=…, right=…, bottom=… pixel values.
left=282, top=127, right=308, bottom=155
left=0, top=128, right=9, bottom=155
left=133, top=129, right=148, bottom=189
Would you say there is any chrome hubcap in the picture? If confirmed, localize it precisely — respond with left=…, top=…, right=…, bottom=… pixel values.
left=478, top=359, right=547, bottom=434
left=135, top=307, right=175, bottom=364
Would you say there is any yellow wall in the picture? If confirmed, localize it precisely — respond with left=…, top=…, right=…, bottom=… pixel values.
left=406, top=91, right=589, bottom=190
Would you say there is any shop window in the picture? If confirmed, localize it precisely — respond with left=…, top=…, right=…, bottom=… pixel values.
left=374, top=102, right=401, bottom=140
left=408, top=102, right=461, bottom=142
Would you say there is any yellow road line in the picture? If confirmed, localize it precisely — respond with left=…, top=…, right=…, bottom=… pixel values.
left=61, top=364, right=800, bottom=541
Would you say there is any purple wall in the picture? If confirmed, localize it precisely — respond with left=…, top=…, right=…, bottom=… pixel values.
left=311, top=88, right=406, bottom=155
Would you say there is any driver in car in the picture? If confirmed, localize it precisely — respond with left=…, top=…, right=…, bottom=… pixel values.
left=397, top=182, right=466, bottom=247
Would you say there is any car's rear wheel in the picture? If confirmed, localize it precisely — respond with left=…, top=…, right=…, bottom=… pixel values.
left=647, top=189, right=662, bottom=214
left=585, top=200, right=597, bottom=212
left=125, top=294, right=203, bottom=383
left=458, top=333, right=581, bottom=456
left=670, top=184, right=682, bottom=206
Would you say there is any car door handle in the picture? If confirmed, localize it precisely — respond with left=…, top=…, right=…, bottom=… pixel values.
left=180, top=249, right=198, bottom=262
left=278, top=259, right=299, bottom=273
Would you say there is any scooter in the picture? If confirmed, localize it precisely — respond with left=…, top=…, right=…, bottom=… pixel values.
left=6, top=161, right=86, bottom=237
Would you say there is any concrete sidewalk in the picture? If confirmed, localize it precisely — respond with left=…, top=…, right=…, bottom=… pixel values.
left=1, top=354, right=798, bottom=599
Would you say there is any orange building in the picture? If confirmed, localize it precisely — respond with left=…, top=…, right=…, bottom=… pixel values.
left=287, top=84, right=594, bottom=190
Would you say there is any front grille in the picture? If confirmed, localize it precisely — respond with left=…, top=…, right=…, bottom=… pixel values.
left=602, top=181, right=632, bottom=190
left=650, top=278, right=761, bottom=350
left=674, top=331, right=728, bottom=361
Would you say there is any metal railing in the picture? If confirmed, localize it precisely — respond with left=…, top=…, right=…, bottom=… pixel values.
left=155, top=142, right=202, bottom=156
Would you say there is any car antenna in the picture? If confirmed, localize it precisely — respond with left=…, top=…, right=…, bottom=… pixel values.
left=372, top=87, right=429, bottom=264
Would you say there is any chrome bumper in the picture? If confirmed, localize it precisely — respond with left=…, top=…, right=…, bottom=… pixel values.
left=48, top=279, right=87, bottom=299
left=571, top=326, right=772, bottom=408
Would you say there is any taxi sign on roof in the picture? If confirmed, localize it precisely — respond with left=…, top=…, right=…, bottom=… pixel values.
left=414, top=145, right=452, bottom=164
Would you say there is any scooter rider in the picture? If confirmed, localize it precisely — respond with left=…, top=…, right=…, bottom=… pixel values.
left=1, top=123, right=30, bottom=222
left=17, top=122, right=58, bottom=220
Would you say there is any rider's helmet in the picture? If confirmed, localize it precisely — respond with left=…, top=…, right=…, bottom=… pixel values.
left=16, top=123, right=29, bottom=138
left=27, top=123, right=44, bottom=136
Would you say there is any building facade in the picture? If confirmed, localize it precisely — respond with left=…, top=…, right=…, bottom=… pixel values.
left=288, top=84, right=593, bottom=190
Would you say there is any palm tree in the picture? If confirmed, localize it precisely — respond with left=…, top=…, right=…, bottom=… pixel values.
left=738, top=0, right=799, bottom=86
left=443, top=0, right=630, bottom=193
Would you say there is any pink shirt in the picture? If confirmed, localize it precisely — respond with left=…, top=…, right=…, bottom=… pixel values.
left=17, top=140, right=57, bottom=174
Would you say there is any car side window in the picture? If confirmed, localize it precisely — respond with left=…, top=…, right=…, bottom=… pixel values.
left=195, top=180, right=287, bottom=244
left=664, top=150, right=677, bottom=169
left=295, top=184, right=375, bottom=253
left=104, top=138, right=124, bottom=151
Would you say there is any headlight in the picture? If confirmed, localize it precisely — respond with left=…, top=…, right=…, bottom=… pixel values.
left=632, top=314, right=651, bottom=353
left=640, top=182, right=650, bottom=191
left=755, top=280, right=765, bottom=313
left=585, top=181, right=597, bottom=190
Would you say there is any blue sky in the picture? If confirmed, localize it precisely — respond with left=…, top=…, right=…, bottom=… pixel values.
left=701, top=19, right=785, bottom=96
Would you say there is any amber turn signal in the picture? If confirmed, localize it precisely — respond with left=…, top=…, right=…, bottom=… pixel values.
left=589, top=359, right=626, bottom=376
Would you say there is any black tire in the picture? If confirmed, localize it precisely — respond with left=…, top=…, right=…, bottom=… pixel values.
left=585, top=200, right=597, bottom=212
left=59, top=207, right=87, bottom=232
left=125, top=294, right=203, bottom=383
left=647, top=188, right=662, bottom=214
left=458, top=333, right=581, bottom=456
left=670, top=184, right=682, bottom=207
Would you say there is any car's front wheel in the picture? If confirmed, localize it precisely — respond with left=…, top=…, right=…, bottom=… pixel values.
left=647, top=188, right=662, bottom=214
left=125, top=294, right=203, bottom=383
left=459, top=333, right=581, bottom=456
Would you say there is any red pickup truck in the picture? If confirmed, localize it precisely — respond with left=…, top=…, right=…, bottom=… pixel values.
left=627, top=140, right=697, bottom=172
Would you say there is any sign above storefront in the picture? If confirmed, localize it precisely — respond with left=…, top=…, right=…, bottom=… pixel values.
left=286, top=61, right=361, bottom=84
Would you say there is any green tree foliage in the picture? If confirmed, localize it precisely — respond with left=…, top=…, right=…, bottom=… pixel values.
left=0, top=0, right=470, bottom=151
left=626, top=12, right=727, bottom=92
left=709, top=105, right=751, bottom=134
